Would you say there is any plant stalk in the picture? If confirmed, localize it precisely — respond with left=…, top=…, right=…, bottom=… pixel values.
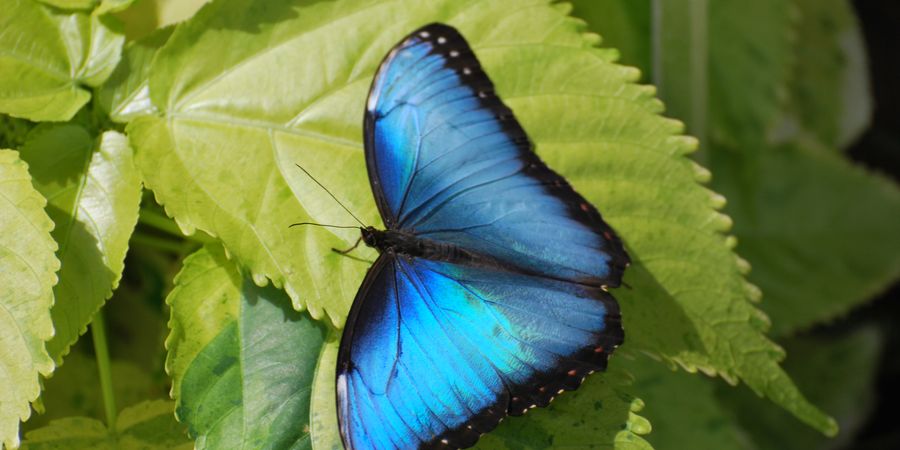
left=91, top=309, right=117, bottom=432
left=138, top=207, right=215, bottom=245
left=131, top=231, right=190, bottom=254
left=652, top=0, right=709, bottom=163
left=138, top=208, right=186, bottom=238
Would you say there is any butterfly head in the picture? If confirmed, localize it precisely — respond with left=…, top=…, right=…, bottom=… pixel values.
left=360, top=226, right=381, bottom=249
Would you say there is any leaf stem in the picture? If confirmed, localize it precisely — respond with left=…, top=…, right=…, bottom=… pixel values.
left=138, top=207, right=214, bottom=246
left=91, top=309, right=117, bottom=432
left=138, top=207, right=186, bottom=238
left=131, top=231, right=190, bottom=254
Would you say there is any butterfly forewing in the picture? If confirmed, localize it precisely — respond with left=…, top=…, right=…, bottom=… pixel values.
left=364, top=24, right=628, bottom=287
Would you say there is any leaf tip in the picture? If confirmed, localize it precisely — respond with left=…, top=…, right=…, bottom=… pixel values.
left=724, top=235, right=738, bottom=249
left=734, top=255, right=752, bottom=275
left=713, top=212, right=733, bottom=232
left=691, top=160, right=712, bottom=182
left=823, top=417, right=839, bottom=437
left=709, top=191, right=727, bottom=209
left=750, top=307, right=771, bottom=332
left=744, top=281, right=763, bottom=303
left=582, top=31, right=602, bottom=47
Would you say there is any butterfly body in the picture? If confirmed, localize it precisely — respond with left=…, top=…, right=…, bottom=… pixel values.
left=336, top=23, right=629, bottom=450
left=359, top=227, right=476, bottom=263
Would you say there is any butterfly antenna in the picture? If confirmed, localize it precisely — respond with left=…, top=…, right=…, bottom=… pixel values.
left=294, top=163, right=366, bottom=227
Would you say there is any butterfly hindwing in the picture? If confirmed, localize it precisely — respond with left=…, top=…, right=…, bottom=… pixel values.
left=364, top=23, right=628, bottom=288
left=337, top=254, right=621, bottom=450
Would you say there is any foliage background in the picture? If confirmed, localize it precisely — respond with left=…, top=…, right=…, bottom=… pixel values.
left=1, top=0, right=898, bottom=449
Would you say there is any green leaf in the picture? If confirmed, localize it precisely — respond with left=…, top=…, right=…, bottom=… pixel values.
left=22, top=353, right=163, bottom=433
left=20, top=128, right=143, bottom=362
left=718, top=325, right=883, bottom=449
left=21, top=400, right=191, bottom=449
left=129, top=0, right=833, bottom=434
left=709, top=0, right=793, bottom=145
left=0, top=0, right=124, bottom=121
left=0, top=149, right=58, bottom=450
left=570, top=0, right=652, bottom=77
left=625, top=324, right=885, bottom=450
left=623, top=355, right=750, bottom=450
left=166, top=245, right=327, bottom=449
left=712, top=141, right=900, bottom=336
left=97, top=26, right=173, bottom=123
left=618, top=261, right=834, bottom=435
left=780, top=0, right=872, bottom=148
left=474, top=361, right=652, bottom=450
left=308, top=336, right=342, bottom=450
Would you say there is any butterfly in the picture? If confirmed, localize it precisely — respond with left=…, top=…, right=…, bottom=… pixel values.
left=335, top=23, right=629, bottom=450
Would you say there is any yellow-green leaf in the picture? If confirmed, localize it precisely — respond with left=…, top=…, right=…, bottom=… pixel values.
left=19, top=128, right=142, bottom=362
left=0, top=149, right=58, bottom=450
left=21, top=400, right=190, bottom=449
left=0, top=0, right=124, bottom=121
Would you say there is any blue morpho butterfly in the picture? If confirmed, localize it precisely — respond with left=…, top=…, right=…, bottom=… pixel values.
left=327, top=23, right=629, bottom=450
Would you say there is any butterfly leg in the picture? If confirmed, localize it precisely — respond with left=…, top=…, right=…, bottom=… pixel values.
left=332, top=236, right=363, bottom=255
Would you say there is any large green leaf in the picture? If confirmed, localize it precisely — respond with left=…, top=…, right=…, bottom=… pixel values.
left=718, top=325, right=883, bottom=450
left=624, top=323, right=884, bottom=450
left=19, top=128, right=143, bottom=362
left=166, top=245, right=327, bottom=449
left=703, top=0, right=900, bottom=337
left=712, top=140, right=900, bottom=336
left=623, top=355, right=750, bottom=450
left=0, top=0, right=124, bottom=121
left=709, top=0, right=793, bottom=146
left=570, top=0, right=652, bottom=77
left=128, top=0, right=833, bottom=433
left=0, top=150, right=58, bottom=450
left=781, top=0, right=872, bottom=148
left=21, top=400, right=190, bottom=449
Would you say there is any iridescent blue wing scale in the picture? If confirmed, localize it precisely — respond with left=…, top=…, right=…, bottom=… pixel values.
left=339, top=23, right=628, bottom=450
left=338, top=254, right=622, bottom=450
left=364, top=24, right=628, bottom=287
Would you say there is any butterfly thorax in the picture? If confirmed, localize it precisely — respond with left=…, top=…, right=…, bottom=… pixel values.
left=361, top=226, right=471, bottom=262
left=361, top=227, right=422, bottom=255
